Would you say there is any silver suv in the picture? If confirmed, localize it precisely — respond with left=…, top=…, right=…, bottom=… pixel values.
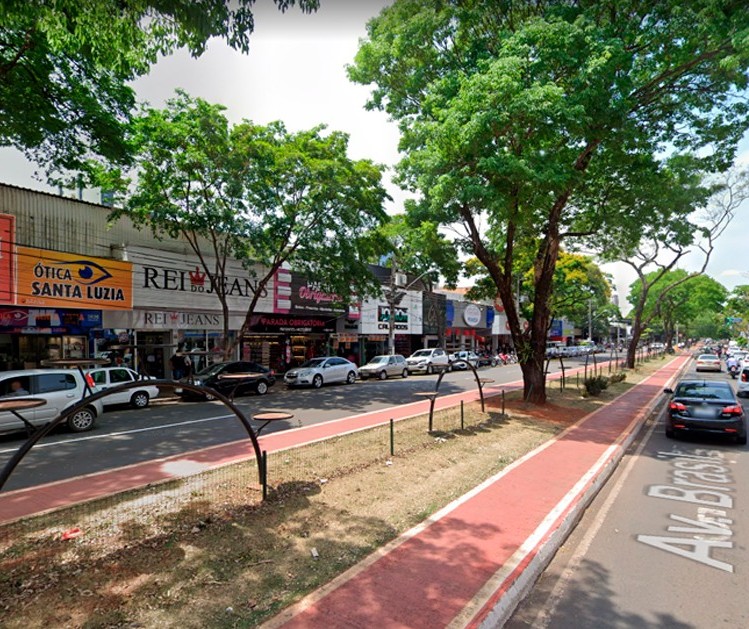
left=406, top=348, right=450, bottom=375
left=0, top=369, right=104, bottom=434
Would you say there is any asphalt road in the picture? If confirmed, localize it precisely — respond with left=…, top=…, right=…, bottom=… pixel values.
left=1, top=358, right=585, bottom=492
left=507, top=359, right=748, bottom=628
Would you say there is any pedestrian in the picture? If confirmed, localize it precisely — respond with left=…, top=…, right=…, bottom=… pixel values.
left=170, top=352, right=184, bottom=380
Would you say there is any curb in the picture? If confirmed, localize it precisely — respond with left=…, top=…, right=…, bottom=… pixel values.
left=470, top=354, right=692, bottom=628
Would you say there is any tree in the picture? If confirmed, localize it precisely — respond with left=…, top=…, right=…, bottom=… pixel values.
left=611, top=166, right=747, bottom=367
left=0, top=0, right=319, bottom=179
left=725, top=284, right=749, bottom=337
left=628, top=271, right=727, bottom=350
left=349, top=1, right=749, bottom=403
left=371, top=213, right=461, bottom=354
left=110, top=91, right=388, bottom=359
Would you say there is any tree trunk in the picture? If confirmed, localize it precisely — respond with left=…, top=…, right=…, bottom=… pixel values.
left=521, top=359, right=546, bottom=403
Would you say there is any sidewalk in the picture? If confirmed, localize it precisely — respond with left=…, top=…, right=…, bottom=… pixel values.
left=262, top=354, right=689, bottom=628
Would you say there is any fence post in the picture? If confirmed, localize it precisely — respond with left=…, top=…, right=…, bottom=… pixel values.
left=262, top=450, right=268, bottom=501
left=460, top=400, right=464, bottom=430
left=502, top=389, right=505, bottom=416
left=390, top=419, right=394, bottom=456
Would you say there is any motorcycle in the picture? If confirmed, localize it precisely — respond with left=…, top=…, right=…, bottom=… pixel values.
left=728, top=363, right=739, bottom=379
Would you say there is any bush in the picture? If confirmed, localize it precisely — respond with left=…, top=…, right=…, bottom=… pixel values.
left=609, top=372, right=627, bottom=384
left=584, top=375, right=610, bottom=396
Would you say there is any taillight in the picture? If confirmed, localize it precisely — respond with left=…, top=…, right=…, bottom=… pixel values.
left=669, top=402, right=687, bottom=412
left=721, top=405, right=743, bottom=416
left=742, top=372, right=748, bottom=382
left=85, top=373, right=95, bottom=388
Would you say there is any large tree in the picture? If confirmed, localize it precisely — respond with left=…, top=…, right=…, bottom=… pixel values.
left=0, top=0, right=318, bottom=179
left=349, top=0, right=749, bottom=403
left=110, top=91, right=388, bottom=359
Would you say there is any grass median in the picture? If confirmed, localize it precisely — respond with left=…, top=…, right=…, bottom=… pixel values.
left=0, top=355, right=673, bottom=628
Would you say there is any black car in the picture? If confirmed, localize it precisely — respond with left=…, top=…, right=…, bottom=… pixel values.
left=177, top=361, right=275, bottom=400
left=663, top=379, right=746, bottom=445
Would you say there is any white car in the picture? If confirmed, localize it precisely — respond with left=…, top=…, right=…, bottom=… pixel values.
left=86, top=366, right=160, bottom=408
left=284, top=357, right=358, bottom=389
left=738, top=365, right=749, bottom=397
left=450, top=350, right=479, bottom=370
left=0, top=369, right=104, bottom=434
left=406, top=348, right=450, bottom=375
left=695, top=354, right=721, bottom=372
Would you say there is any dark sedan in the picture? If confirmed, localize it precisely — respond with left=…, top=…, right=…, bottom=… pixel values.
left=176, top=361, right=275, bottom=400
left=663, top=380, right=746, bottom=445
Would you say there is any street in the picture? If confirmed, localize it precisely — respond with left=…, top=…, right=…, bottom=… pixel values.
left=0, top=359, right=599, bottom=492
left=507, top=359, right=748, bottom=628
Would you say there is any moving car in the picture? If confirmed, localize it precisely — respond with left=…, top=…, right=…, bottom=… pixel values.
left=663, top=380, right=746, bottom=445
left=284, top=357, right=357, bottom=389
left=177, top=361, right=275, bottom=400
left=695, top=354, right=721, bottom=372
left=406, top=348, right=450, bottom=375
left=359, top=355, right=408, bottom=380
left=0, top=369, right=104, bottom=434
left=86, top=366, right=160, bottom=409
left=738, top=366, right=749, bottom=397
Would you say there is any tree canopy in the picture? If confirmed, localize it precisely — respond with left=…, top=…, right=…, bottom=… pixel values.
left=349, top=0, right=749, bottom=402
left=0, top=0, right=319, bottom=178
left=109, top=91, right=388, bottom=356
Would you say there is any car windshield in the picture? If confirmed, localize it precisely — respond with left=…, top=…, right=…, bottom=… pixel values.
left=300, top=359, right=326, bottom=368
left=411, top=350, right=432, bottom=358
left=697, top=355, right=719, bottom=360
left=675, top=383, right=732, bottom=400
left=367, top=356, right=389, bottom=365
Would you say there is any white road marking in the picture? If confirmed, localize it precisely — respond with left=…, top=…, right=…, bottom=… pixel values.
left=0, top=413, right=236, bottom=454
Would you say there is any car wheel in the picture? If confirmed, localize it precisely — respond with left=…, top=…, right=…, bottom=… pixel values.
left=68, top=408, right=96, bottom=433
left=130, top=391, right=150, bottom=409
left=426, top=364, right=433, bottom=375
left=737, top=434, right=747, bottom=446
left=402, top=369, right=408, bottom=378
left=378, top=370, right=388, bottom=381
left=256, top=381, right=268, bottom=395
left=346, top=371, right=357, bottom=384
left=204, top=392, right=216, bottom=401
left=665, top=427, right=675, bottom=439
left=313, top=374, right=323, bottom=389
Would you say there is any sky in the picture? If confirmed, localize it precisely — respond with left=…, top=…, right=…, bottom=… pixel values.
left=2, top=0, right=749, bottom=313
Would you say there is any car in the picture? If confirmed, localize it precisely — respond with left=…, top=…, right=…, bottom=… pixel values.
left=86, top=366, right=160, bottom=409
left=476, top=351, right=498, bottom=367
left=284, top=356, right=357, bottom=389
left=663, top=380, right=746, bottom=445
left=738, top=365, right=749, bottom=397
left=406, top=348, right=450, bottom=375
left=177, top=361, right=275, bottom=400
left=359, top=355, right=408, bottom=380
left=450, top=350, right=480, bottom=370
left=695, top=354, right=721, bottom=372
left=0, top=369, right=104, bottom=434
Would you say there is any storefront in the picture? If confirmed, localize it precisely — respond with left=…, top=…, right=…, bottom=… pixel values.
left=0, top=233, right=132, bottom=368
left=445, top=300, right=493, bottom=353
left=359, top=291, right=423, bottom=361
left=103, top=245, right=275, bottom=375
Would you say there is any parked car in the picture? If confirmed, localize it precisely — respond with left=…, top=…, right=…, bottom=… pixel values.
left=359, top=355, right=408, bottom=380
left=86, top=366, right=160, bottom=409
left=284, top=357, right=357, bottom=389
left=450, top=350, right=480, bottom=370
left=738, top=365, right=749, bottom=398
left=406, top=348, right=450, bottom=375
left=695, top=354, right=721, bottom=372
left=176, top=361, right=275, bottom=400
left=476, top=351, right=498, bottom=367
left=0, top=369, right=104, bottom=434
left=663, top=379, right=746, bottom=445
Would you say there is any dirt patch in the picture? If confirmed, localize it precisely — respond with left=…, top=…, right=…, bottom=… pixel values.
left=0, top=356, right=673, bottom=628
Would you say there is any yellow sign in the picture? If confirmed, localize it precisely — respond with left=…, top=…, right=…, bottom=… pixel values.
left=17, top=246, right=133, bottom=310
